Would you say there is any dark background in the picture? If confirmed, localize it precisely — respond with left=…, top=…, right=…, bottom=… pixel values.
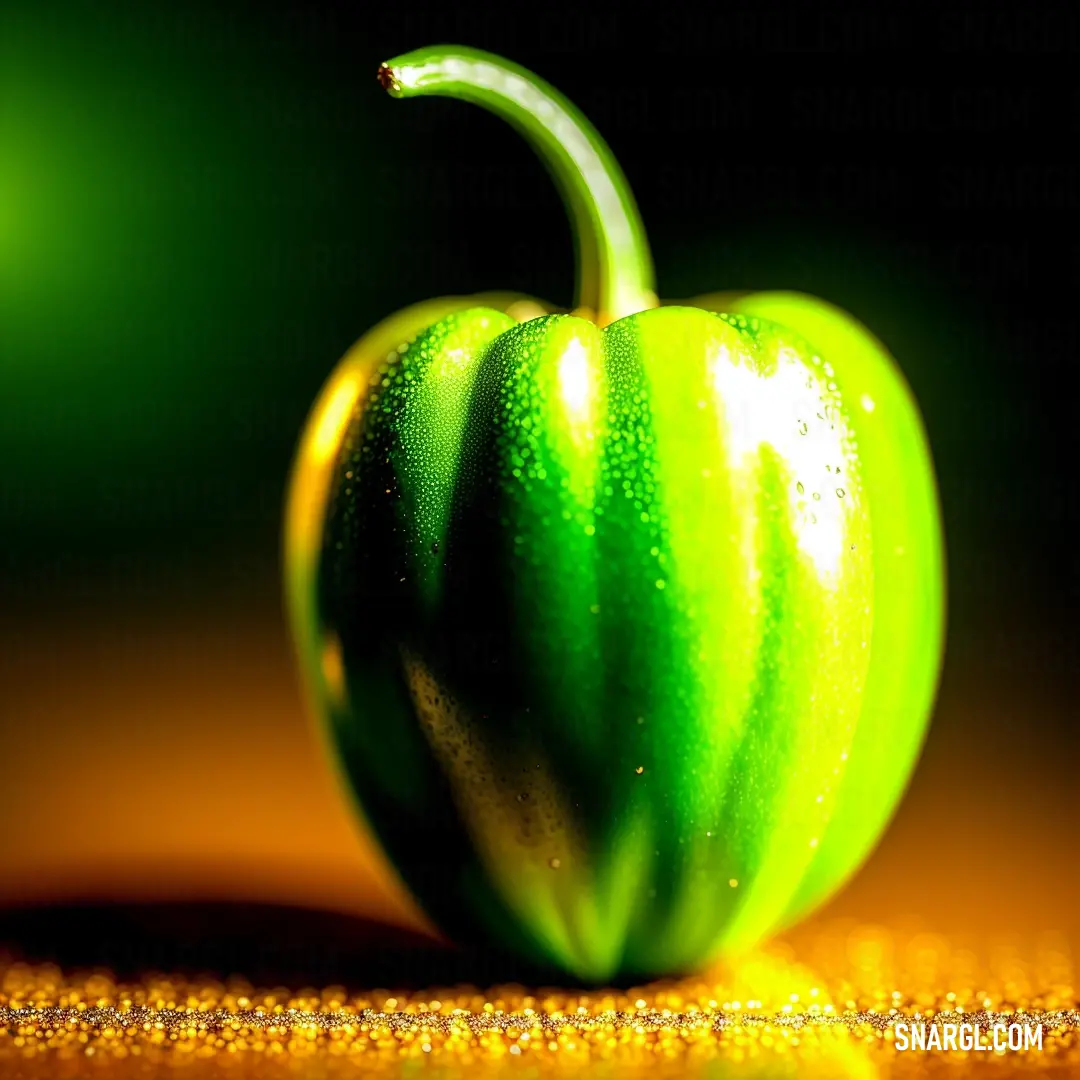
left=1, top=1, right=1076, bottom=979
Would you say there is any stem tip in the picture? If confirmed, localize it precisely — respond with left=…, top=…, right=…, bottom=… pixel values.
left=377, top=64, right=400, bottom=94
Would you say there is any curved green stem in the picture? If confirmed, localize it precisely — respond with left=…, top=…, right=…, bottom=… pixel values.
left=378, top=46, right=657, bottom=325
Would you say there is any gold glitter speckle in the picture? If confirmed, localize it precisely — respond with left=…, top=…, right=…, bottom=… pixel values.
left=1, top=928, right=1076, bottom=1075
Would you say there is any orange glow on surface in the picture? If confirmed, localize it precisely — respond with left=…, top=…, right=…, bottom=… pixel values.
left=0, top=594, right=429, bottom=933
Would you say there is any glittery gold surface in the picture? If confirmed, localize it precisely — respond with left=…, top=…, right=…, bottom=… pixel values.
left=2, top=924, right=1076, bottom=1078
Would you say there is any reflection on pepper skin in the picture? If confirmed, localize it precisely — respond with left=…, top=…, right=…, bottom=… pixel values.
left=284, top=47, right=944, bottom=983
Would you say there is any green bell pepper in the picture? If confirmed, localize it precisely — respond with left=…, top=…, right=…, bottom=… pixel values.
left=284, top=46, right=945, bottom=983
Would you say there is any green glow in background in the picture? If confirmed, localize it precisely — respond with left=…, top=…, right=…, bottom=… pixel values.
left=1, top=5, right=400, bottom=571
